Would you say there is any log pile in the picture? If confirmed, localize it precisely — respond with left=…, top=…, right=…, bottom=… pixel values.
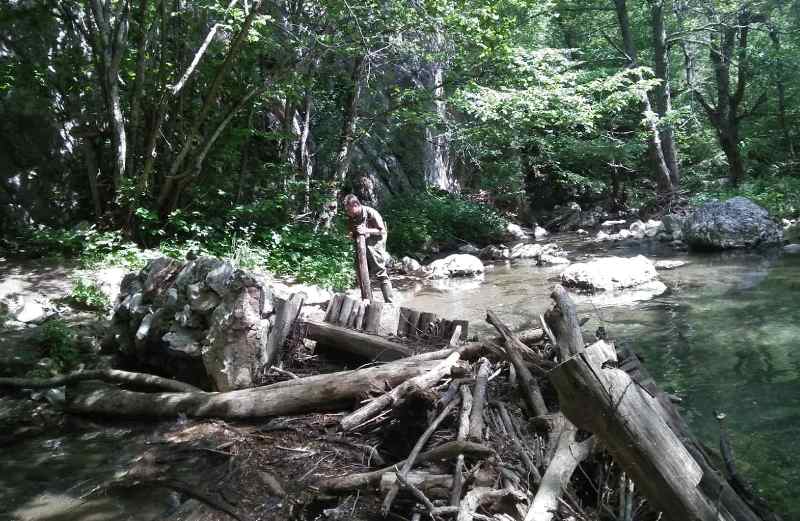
left=1, top=275, right=781, bottom=521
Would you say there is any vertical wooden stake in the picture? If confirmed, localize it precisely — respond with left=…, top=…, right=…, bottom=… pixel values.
left=356, top=234, right=372, bottom=301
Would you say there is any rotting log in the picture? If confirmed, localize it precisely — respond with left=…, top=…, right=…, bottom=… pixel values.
left=303, top=320, right=412, bottom=361
left=318, top=440, right=494, bottom=492
left=550, top=341, right=735, bottom=521
left=65, top=358, right=442, bottom=419
left=380, top=472, right=454, bottom=499
left=546, top=286, right=763, bottom=521
left=617, top=349, right=763, bottom=521
left=451, top=384, right=473, bottom=505
left=468, top=358, right=490, bottom=441
left=340, top=352, right=461, bottom=431
left=0, top=369, right=201, bottom=393
left=486, top=310, right=548, bottom=417
left=264, top=292, right=306, bottom=369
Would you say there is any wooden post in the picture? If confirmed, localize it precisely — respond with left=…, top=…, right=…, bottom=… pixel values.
left=356, top=234, right=372, bottom=300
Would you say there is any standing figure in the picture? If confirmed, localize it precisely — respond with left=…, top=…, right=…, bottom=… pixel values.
left=343, top=194, right=394, bottom=303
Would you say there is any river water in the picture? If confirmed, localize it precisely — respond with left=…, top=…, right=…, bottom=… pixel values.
left=404, top=236, right=800, bottom=517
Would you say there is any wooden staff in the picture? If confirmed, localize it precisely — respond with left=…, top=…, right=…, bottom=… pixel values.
left=356, top=233, right=372, bottom=300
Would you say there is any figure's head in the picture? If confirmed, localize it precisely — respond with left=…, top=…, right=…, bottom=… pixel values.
left=343, top=194, right=362, bottom=218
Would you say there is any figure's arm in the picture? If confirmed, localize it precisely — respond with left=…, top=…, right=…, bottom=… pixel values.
left=356, top=209, right=386, bottom=238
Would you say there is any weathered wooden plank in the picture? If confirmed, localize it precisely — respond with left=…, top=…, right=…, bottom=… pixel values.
left=303, top=320, right=412, bottom=361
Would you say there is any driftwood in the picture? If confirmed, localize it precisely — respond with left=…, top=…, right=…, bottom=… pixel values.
left=382, top=397, right=461, bottom=515
left=524, top=423, right=593, bottom=521
left=318, top=440, right=494, bottom=492
left=64, top=358, right=442, bottom=419
left=451, top=384, right=474, bottom=505
left=468, top=358, right=490, bottom=441
left=552, top=341, right=733, bottom=521
left=486, top=310, right=548, bottom=416
left=339, top=352, right=461, bottom=431
left=380, top=471, right=454, bottom=499
left=0, top=368, right=201, bottom=393
left=496, top=403, right=541, bottom=483
left=303, top=320, right=412, bottom=361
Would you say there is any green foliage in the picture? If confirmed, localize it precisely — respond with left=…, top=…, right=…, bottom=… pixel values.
left=68, top=278, right=110, bottom=312
left=383, top=190, right=507, bottom=255
left=688, top=173, right=800, bottom=219
left=262, top=223, right=355, bottom=290
left=37, top=319, right=80, bottom=373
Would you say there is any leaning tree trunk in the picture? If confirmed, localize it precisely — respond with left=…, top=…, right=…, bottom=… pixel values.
left=650, top=0, right=680, bottom=187
left=613, top=0, right=674, bottom=195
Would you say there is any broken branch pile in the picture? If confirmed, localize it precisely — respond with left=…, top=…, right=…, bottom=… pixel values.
left=3, top=261, right=780, bottom=521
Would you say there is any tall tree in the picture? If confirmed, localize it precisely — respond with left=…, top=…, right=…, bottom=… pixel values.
left=612, top=0, right=676, bottom=195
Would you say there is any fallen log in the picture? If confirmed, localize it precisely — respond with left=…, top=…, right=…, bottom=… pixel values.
left=486, top=310, right=548, bottom=416
left=468, top=358, right=490, bottom=441
left=64, top=358, right=441, bottom=419
left=550, top=340, right=735, bottom=521
left=317, top=440, right=494, bottom=493
left=380, top=471, right=454, bottom=499
left=340, top=352, right=462, bottom=431
left=303, top=319, right=412, bottom=361
left=545, top=285, right=763, bottom=521
left=0, top=368, right=201, bottom=393
left=524, top=423, right=593, bottom=521
left=451, top=384, right=473, bottom=506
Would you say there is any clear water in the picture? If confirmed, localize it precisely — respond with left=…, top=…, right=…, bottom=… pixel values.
left=403, top=238, right=800, bottom=518
left=0, top=422, right=176, bottom=521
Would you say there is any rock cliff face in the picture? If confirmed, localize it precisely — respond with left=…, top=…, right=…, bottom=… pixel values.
left=682, top=197, right=783, bottom=250
left=113, top=257, right=306, bottom=391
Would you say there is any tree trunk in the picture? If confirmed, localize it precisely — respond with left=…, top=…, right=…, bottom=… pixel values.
left=550, top=343, right=733, bottom=521
left=126, top=0, right=151, bottom=181
left=768, top=23, right=794, bottom=158
left=613, top=0, right=674, bottom=195
left=65, top=358, right=442, bottom=419
left=157, top=0, right=263, bottom=216
left=650, top=0, right=679, bottom=187
left=332, top=55, right=365, bottom=191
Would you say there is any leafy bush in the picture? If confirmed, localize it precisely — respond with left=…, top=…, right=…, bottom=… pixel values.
left=262, top=223, right=355, bottom=290
left=689, top=173, right=800, bottom=219
left=37, top=319, right=80, bottom=373
left=382, top=190, right=507, bottom=256
left=68, top=278, right=110, bottom=312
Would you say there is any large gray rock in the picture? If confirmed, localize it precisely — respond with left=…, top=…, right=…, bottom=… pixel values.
left=784, top=221, right=800, bottom=244
left=505, top=223, right=529, bottom=241
left=682, top=197, right=783, bottom=250
left=112, top=256, right=308, bottom=391
left=561, top=255, right=664, bottom=293
left=479, top=244, right=511, bottom=261
left=427, top=254, right=485, bottom=279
